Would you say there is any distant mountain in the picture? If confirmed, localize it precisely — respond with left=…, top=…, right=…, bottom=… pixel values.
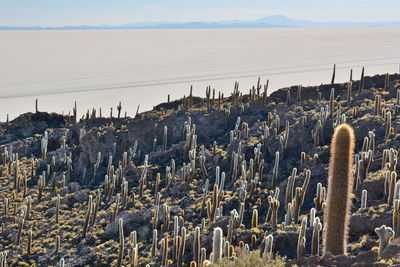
left=2, top=15, right=400, bottom=30
left=256, top=15, right=400, bottom=28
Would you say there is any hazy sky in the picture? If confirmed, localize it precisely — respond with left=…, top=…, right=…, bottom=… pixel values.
left=1, top=0, right=399, bottom=26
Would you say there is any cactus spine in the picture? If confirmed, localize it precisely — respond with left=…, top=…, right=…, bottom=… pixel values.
left=323, top=124, right=355, bottom=255
left=297, top=218, right=307, bottom=258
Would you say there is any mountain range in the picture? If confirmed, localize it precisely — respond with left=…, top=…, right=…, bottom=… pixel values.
left=2, top=15, right=400, bottom=30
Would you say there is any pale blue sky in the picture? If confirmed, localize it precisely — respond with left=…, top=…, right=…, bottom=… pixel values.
left=1, top=0, right=399, bottom=26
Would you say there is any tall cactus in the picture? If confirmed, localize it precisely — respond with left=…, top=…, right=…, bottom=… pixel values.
left=212, top=227, right=223, bottom=263
left=117, top=218, right=125, bottom=267
left=323, top=124, right=355, bottom=255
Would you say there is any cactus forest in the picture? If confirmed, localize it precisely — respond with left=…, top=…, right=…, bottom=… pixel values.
left=2, top=69, right=400, bottom=266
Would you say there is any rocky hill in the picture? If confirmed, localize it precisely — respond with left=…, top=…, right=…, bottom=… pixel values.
left=0, top=72, right=400, bottom=266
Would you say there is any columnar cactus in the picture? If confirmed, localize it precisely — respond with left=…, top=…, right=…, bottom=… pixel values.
left=388, top=172, right=397, bottom=205
left=347, top=81, right=352, bottom=102
left=323, top=124, right=355, bottom=255
left=331, top=64, right=336, bottom=84
left=285, top=168, right=297, bottom=212
left=160, top=236, right=168, bottom=266
left=358, top=67, right=364, bottom=95
left=293, top=170, right=311, bottom=222
left=385, top=111, right=392, bottom=142
left=375, top=225, right=394, bottom=258
left=297, top=218, right=307, bottom=258
left=90, top=189, right=101, bottom=226
left=151, top=229, right=157, bottom=257
left=82, top=195, right=93, bottom=238
left=206, top=184, right=220, bottom=223
left=117, top=218, right=124, bottom=267
left=193, top=227, right=201, bottom=266
left=117, top=101, right=122, bottom=118
left=271, top=199, right=280, bottom=229
left=212, top=227, right=223, bottom=263
left=55, top=194, right=60, bottom=223
left=251, top=209, right=258, bottom=229
left=374, top=94, right=382, bottom=116
left=329, top=88, right=335, bottom=117
left=360, top=190, right=368, bottom=210
left=272, top=151, right=279, bottom=189
left=130, top=231, right=138, bottom=266
left=393, top=200, right=400, bottom=238
left=54, top=235, right=60, bottom=254
left=312, top=217, right=322, bottom=255
left=41, top=132, right=48, bottom=160
left=309, top=208, right=316, bottom=228
left=263, top=234, right=274, bottom=262
left=163, top=125, right=168, bottom=150
left=16, top=209, right=25, bottom=246
left=177, top=227, right=186, bottom=267
left=27, top=229, right=32, bottom=256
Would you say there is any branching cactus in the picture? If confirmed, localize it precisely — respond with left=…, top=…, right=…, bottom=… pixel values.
left=272, top=151, right=280, bottom=189
left=309, top=208, right=316, bottom=228
left=285, top=168, right=297, bottom=212
left=293, top=170, right=311, bottom=222
left=263, top=234, right=274, bottom=262
left=375, top=225, right=394, bottom=258
left=384, top=111, right=392, bottom=142
left=129, top=231, right=138, bottom=266
left=323, top=124, right=355, bottom=255
left=206, top=184, right=220, bottom=223
left=117, top=101, right=122, bottom=118
left=82, top=195, right=93, bottom=238
left=297, top=217, right=307, bottom=258
left=177, top=227, right=186, bottom=267
left=271, top=199, right=280, bottom=229
left=374, top=94, right=382, bottom=116
left=312, top=217, right=322, bottom=256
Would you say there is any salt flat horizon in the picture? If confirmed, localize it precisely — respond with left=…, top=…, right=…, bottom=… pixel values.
left=0, top=27, right=399, bottom=120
